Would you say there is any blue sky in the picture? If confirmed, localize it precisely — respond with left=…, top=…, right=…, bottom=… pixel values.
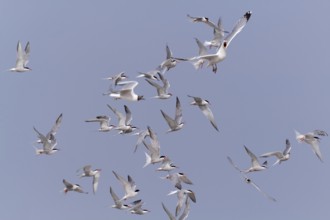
left=1, top=0, right=330, bottom=219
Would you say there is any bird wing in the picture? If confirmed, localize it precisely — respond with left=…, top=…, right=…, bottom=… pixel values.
left=175, top=97, right=183, bottom=124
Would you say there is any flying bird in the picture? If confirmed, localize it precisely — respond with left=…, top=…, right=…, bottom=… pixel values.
left=103, top=71, right=128, bottom=86
left=77, top=165, right=101, bottom=194
left=109, top=186, right=132, bottom=210
left=129, top=200, right=150, bottom=215
left=35, top=113, right=63, bottom=144
left=107, top=104, right=136, bottom=134
left=145, top=72, right=172, bottom=99
left=9, top=41, right=31, bottom=72
left=62, top=179, right=87, bottom=194
left=104, top=80, right=144, bottom=101
left=33, top=127, right=59, bottom=155
left=85, top=115, right=114, bottom=132
left=260, top=139, right=291, bottom=166
left=112, top=171, right=140, bottom=201
left=143, top=126, right=166, bottom=167
left=295, top=129, right=328, bottom=162
left=161, top=97, right=184, bottom=133
left=189, top=11, right=252, bottom=73
left=168, top=189, right=196, bottom=216
left=188, top=95, right=219, bottom=131
left=162, top=198, right=190, bottom=220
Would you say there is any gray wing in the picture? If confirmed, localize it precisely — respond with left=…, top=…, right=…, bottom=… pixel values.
left=198, top=104, right=219, bottom=131
left=313, top=130, right=328, bottom=137
left=48, top=113, right=63, bottom=138
left=23, top=41, right=30, bottom=66
left=15, top=41, right=24, bottom=68
left=259, top=151, right=283, bottom=159
left=93, top=172, right=101, bottom=194
left=283, top=139, right=291, bottom=155
left=195, top=38, right=208, bottom=56
left=117, top=80, right=138, bottom=90
left=162, top=203, right=176, bottom=220
left=174, top=97, right=183, bottom=124
left=107, top=104, right=125, bottom=127
left=224, top=11, right=252, bottom=48
left=110, top=186, right=122, bottom=206
left=124, top=105, right=132, bottom=125
left=166, top=44, right=173, bottom=59
left=161, top=110, right=177, bottom=130
left=63, top=179, right=73, bottom=188
left=247, top=178, right=276, bottom=202
left=227, top=156, right=243, bottom=173
left=244, top=145, right=260, bottom=167
left=178, top=197, right=190, bottom=220
left=310, top=140, right=323, bottom=162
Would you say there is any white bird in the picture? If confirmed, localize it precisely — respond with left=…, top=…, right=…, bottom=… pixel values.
left=109, top=186, right=131, bottom=210
left=156, top=156, right=179, bottom=172
left=33, top=127, right=59, bottom=155
left=9, top=41, right=31, bottom=72
left=295, top=129, right=328, bottom=162
left=104, top=80, right=144, bottom=101
left=168, top=189, right=196, bottom=217
left=188, top=95, right=219, bottom=131
left=112, top=171, right=140, bottom=201
left=162, top=198, right=190, bottom=220
left=162, top=172, right=193, bottom=190
left=85, top=115, right=114, bottom=132
left=103, top=71, right=128, bottom=86
left=145, top=72, right=172, bottom=99
left=143, top=126, right=166, bottom=167
left=161, top=97, right=184, bottom=132
left=107, top=104, right=136, bottom=134
left=187, top=14, right=225, bottom=32
left=78, top=165, right=101, bottom=194
left=129, top=200, right=150, bottom=215
left=189, top=11, right=252, bottom=73
left=260, top=139, right=291, bottom=166
left=227, top=157, right=276, bottom=202
left=227, top=146, right=268, bottom=173
left=204, top=17, right=227, bottom=49
left=62, top=179, right=87, bottom=194
left=132, top=128, right=150, bottom=153
left=137, top=67, right=161, bottom=80
left=159, top=45, right=186, bottom=73
left=35, top=113, right=63, bottom=144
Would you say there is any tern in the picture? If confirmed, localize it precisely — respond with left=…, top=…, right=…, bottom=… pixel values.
left=137, top=67, right=161, bottom=80
left=162, top=172, right=193, bottom=190
left=187, top=14, right=225, bottom=32
left=227, top=146, right=267, bottom=173
left=85, top=115, right=114, bottom=132
left=109, top=186, right=131, bottom=210
left=145, top=72, right=172, bottom=99
left=35, top=113, right=63, bottom=144
left=33, top=127, right=59, bottom=155
left=188, top=95, right=219, bottom=131
left=295, top=129, right=328, bottom=162
left=107, top=104, right=136, bottom=134
left=204, top=17, right=227, bottom=49
left=160, top=45, right=186, bottom=73
left=168, top=189, right=196, bottom=217
left=132, top=128, right=150, bottom=153
left=9, top=41, right=31, bottom=72
left=189, top=11, right=252, bottom=73
left=260, top=139, right=291, bottom=166
left=104, top=80, right=144, bottom=101
left=143, top=126, right=166, bottom=167
left=227, top=157, right=276, bottom=202
left=62, top=179, right=88, bottom=194
left=103, top=71, right=128, bottom=86
left=78, top=165, right=101, bottom=194
left=112, top=171, right=140, bottom=201
left=129, top=200, right=150, bottom=215
left=160, top=97, right=184, bottom=132
left=162, top=198, right=190, bottom=220
left=156, top=156, right=179, bottom=172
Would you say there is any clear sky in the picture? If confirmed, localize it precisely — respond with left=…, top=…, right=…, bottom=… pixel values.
left=1, top=0, right=330, bottom=219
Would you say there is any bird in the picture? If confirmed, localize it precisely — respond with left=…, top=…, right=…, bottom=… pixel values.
left=137, top=67, right=161, bottom=80
left=35, top=113, right=63, bottom=144
left=129, top=200, right=150, bottom=215
left=192, top=38, right=208, bottom=69
left=85, top=115, right=114, bottom=132
left=260, top=139, right=291, bottom=166
left=103, top=71, right=128, bottom=86
left=162, top=198, right=190, bottom=220
left=160, top=97, right=184, bottom=133
left=112, top=171, right=140, bottom=201
left=203, top=17, right=227, bottom=49
left=187, top=14, right=225, bottom=32
left=104, top=80, right=144, bottom=101
left=188, top=95, right=219, bottom=131
left=143, top=126, right=166, bottom=167
left=33, top=127, right=59, bottom=155
left=77, top=165, right=101, bottom=194
left=156, top=156, right=179, bottom=172
left=62, top=179, right=88, bottom=194
left=295, top=129, right=328, bottom=162
left=159, top=45, right=186, bottom=73
left=227, top=146, right=268, bottom=173
left=107, top=104, right=136, bottom=134
left=109, top=186, right=132, bottom=210
left=161, top=172, right=193, bottom=190
left=9, top=41, right=31, bottom=72
left=227, top=157, right=276, bottom=202
left=189, top=11, right=252, bottom=73
left=168, top=189, right=196, bottom=216
left=132, top=128, right=150, bottom=153
left=145, top=72, right=172, bottom=99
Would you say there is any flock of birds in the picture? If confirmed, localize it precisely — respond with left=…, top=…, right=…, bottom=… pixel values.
left=10, top=9, right=329, bottom=219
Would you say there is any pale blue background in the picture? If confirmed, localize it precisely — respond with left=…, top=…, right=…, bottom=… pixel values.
left=1, top=0, right=330, bottom=219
